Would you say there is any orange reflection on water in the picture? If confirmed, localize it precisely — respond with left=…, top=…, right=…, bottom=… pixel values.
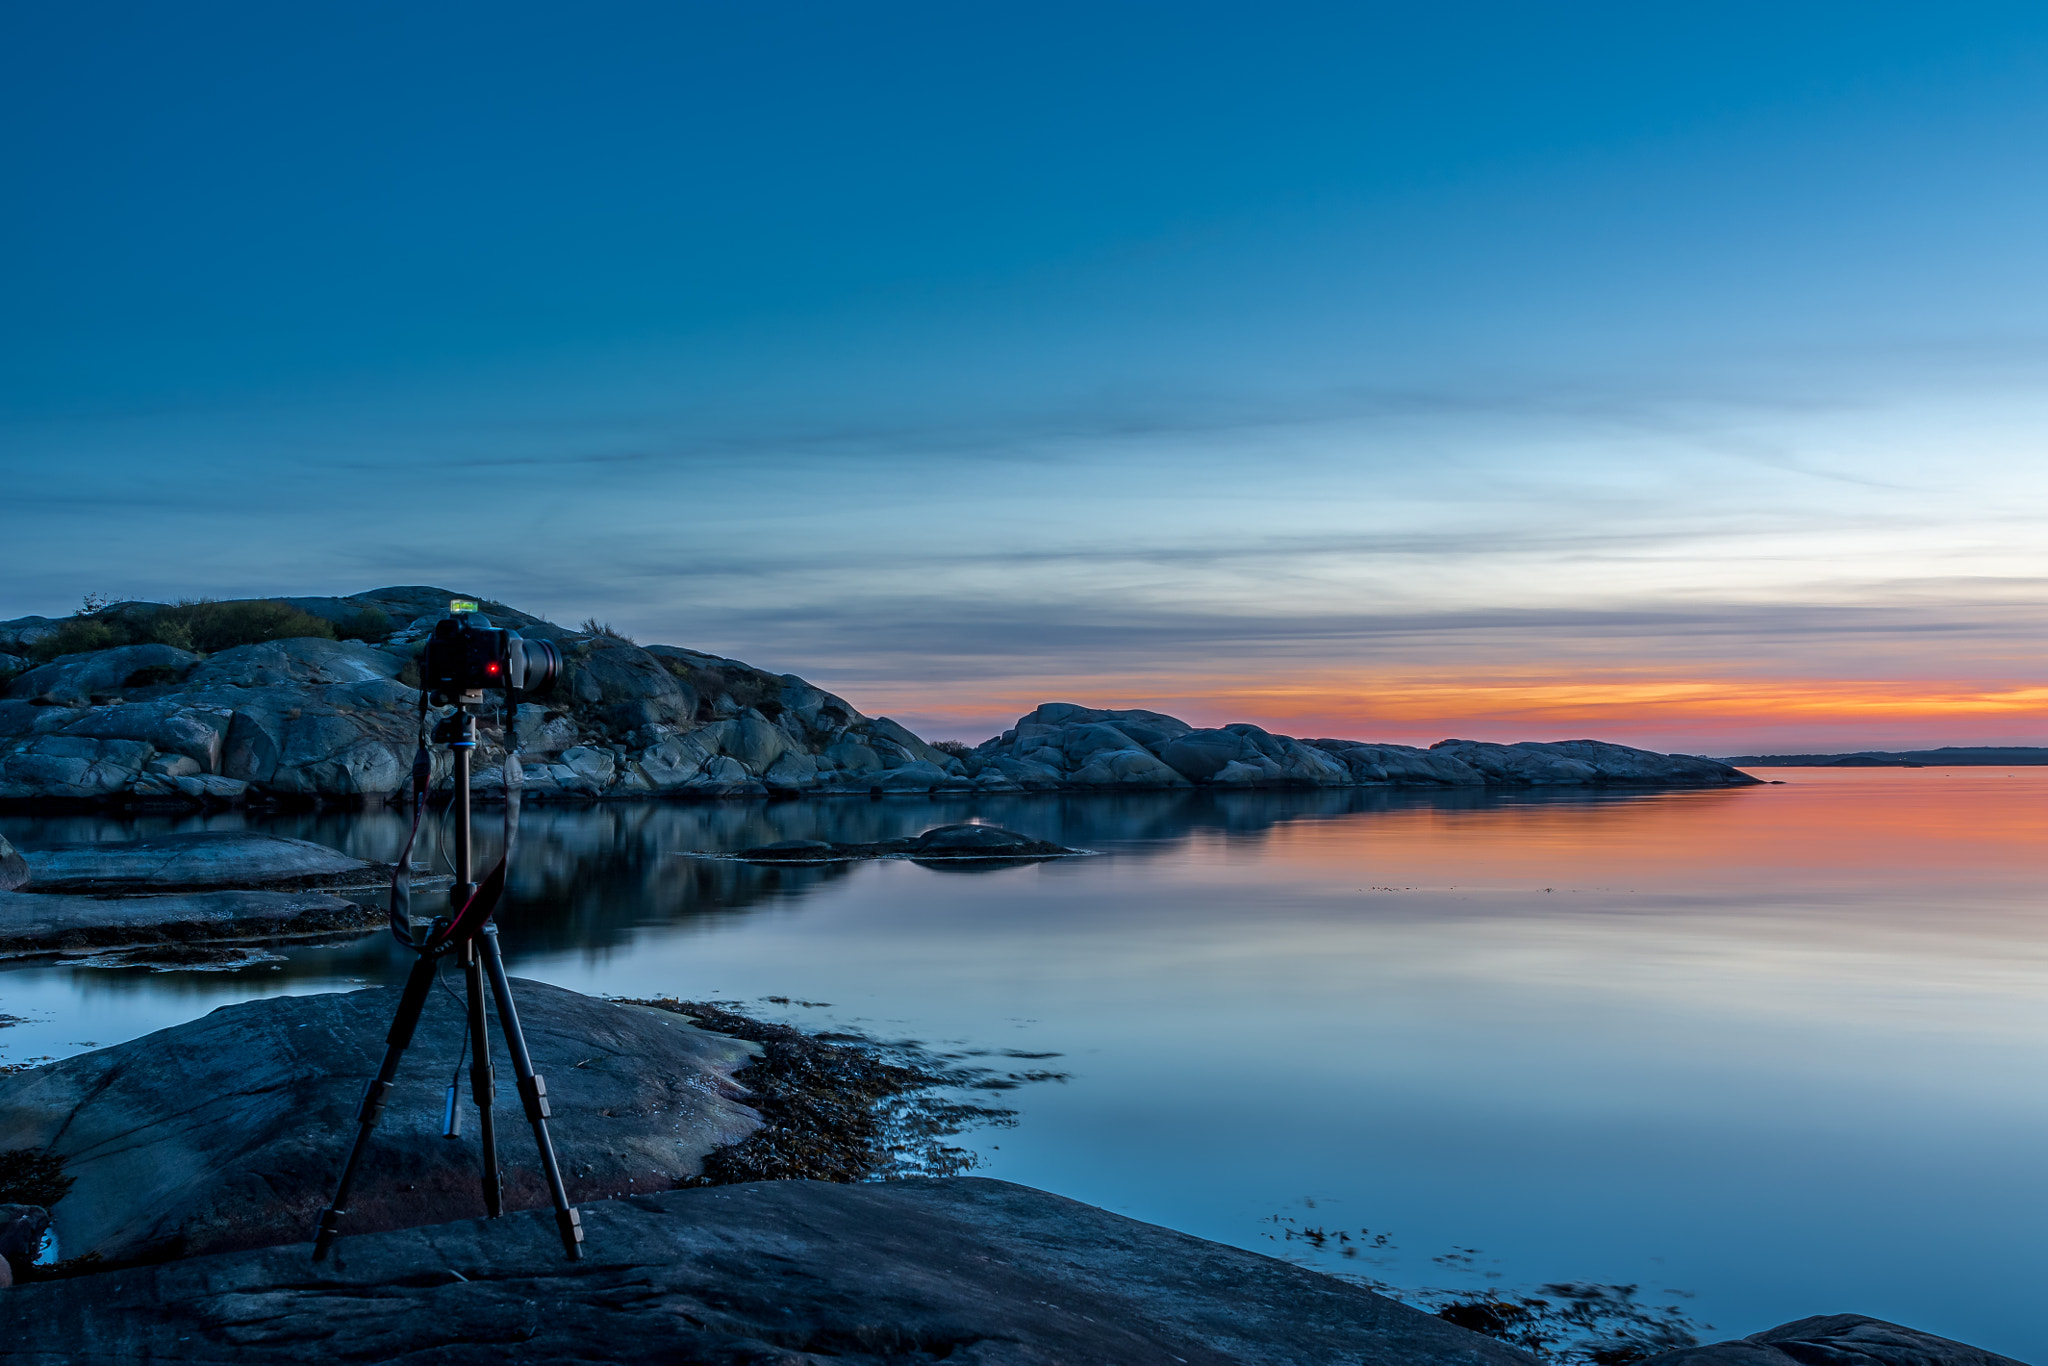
left=1232, top=768, right=2048, bottom=894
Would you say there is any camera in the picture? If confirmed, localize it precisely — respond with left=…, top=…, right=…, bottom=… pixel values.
left=421, top=602, right=562, bottom=703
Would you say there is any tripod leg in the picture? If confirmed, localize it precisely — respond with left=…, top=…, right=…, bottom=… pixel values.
left=464, top=938, right=502, bottom=1216
left=477, top=922, right=584, bottom=1259
left=314, top=954, right=439, bottom=1261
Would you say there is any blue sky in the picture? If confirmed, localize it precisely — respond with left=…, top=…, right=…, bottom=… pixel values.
left=3, top=2, right=2044, bottom=748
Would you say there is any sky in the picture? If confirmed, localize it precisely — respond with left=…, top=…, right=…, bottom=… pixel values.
left=2, top=2, right=2044, bottom=752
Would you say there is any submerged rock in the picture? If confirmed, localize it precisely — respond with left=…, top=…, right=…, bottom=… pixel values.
left=733, top=823, right=1074, bottom=864
left=0, top=980, right=761, bottom=1265
left=2, top=1177, right=1538, bottom=1366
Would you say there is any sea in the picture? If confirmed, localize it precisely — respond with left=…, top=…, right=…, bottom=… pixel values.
left=2, top=767, right=2043, bottom=1360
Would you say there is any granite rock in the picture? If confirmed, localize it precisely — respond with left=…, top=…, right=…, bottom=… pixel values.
left=2, top=644, right=200, bottom=706
left=0, top=980, right=761, bottom=1264
left=0, top=1177, right=1540, bottom=1366
left=0, top=888, right=372, bottom=958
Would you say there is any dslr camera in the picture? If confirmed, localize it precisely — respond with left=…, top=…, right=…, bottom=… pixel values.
left=420, top=600, right=562, bottom=705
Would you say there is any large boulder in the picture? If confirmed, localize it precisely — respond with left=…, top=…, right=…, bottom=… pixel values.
left=184, top=638, right=404, bottom=689
left=210, top=679, right=422, bottom=796
left=51, top=698, right=231, bottom=771
left=1069, top=746, right=1190, bottom=787
left=0, top=735, right=154, bottom=800
left=3, top=644, right=200, bottom=706
left=0, top=980, right=761, bottom=1264
left=559, top=636, right=693, bottom=731
left=1, top=1177, right=1540, bottom=1366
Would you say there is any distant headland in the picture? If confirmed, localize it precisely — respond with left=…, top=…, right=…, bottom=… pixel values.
left=1718, top=748, right=2048, bottom=767
left=0, top=587, right=1757, bottom=808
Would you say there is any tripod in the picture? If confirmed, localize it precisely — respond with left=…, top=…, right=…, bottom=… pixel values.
left=313, top=704, right=583, bottom=1261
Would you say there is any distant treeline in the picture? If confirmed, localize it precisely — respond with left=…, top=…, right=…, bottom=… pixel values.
left=1721, top=747, right=2048, bottom=767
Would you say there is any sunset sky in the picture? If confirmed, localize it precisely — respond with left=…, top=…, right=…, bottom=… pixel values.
left=4, top=3, right=2044, bottom=752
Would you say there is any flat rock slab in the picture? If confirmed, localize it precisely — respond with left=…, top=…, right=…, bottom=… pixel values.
left=20, top=831, right=373, bottom=892
left=1641, top=1315, right=2028, bottom=1366
left=1, top=1177, right=1536, bottom=1366
left=0, top=980, right=762, bottom=1263
left=0, top=888, right=373, bottom=958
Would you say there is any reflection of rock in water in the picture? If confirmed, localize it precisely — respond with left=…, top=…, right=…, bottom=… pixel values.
left=0, top=785, right=1753, bottom=965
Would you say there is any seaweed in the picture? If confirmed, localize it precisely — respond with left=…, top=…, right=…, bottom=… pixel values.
left=626, top=999, right=1053, bottom=1184
left=1426, top=1284, right=1703, bottom=1365
left=0, top=1147, right=74, bottom=1208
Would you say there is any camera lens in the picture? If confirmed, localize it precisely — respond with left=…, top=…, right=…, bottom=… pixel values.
left=512, top=637, right=561, bottom=695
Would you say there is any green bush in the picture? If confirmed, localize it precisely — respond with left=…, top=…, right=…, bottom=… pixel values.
left=25, top=596, right=348, bottom=663
left=28, top=616, right=129, bottom=663
left=336, top=607, right=393, bottom=641
left=148, top=599, right=337, bottom=654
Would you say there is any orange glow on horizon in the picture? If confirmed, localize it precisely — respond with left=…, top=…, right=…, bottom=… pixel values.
left=847, top=668, right=2047, bottom=749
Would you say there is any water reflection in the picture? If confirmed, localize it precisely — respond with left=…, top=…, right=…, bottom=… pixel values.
left=2, top=773, right=2043, bottom=1361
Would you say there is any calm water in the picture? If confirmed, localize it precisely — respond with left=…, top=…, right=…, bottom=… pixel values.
left=3, top=769, right=2044, bottom=1358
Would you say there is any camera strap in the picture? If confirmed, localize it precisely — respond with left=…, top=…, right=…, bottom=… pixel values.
left=387, top=740, right=435, bottom=945
left=387, top=689, right=523, bottom=957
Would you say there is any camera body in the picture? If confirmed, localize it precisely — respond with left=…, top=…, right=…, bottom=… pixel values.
left=421, top=608, right=561, bottom=704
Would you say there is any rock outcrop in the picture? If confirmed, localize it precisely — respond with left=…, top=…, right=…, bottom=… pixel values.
left=967, top=703, right=1756, bottom=790
left=0, top=588, right=976, bottom=807
left=0, top=980, right=761, bottom=1264
left=0, top=589, right=1756, bottom=807
left=1, top=1176, right=1538, bottom=1366
left=1641, top=1315, right=2027, bottom=1366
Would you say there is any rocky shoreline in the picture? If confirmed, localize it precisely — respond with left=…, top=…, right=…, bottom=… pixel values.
left=0, top=587, right=1758, bottom=810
